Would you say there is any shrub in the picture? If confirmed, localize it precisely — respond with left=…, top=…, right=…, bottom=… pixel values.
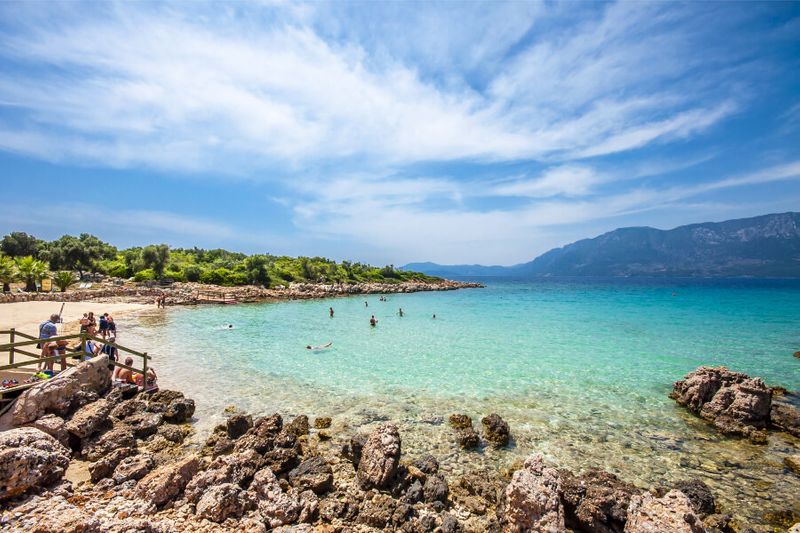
left=133, top=268, right=156, bottom=282
left=184, top=265, right=201, bottom=282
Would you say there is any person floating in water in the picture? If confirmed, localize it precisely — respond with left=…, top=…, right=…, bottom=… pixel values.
left=329, top=307, right=334, bottom=318
left=365, top=301, right=369, bottom=307
left=432, top=314, right=436, bottom=319
left=370, top=315, right=378, bottom=327
left=398, top=308, right=404, bottom=317
left=306, top=342, right=333, bottom=350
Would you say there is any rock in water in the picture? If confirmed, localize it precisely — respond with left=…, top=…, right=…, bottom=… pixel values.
left=673, top=479, right=716, bottom=518
left=313, top=417, right=332, bottom=429
left=135, top=455, right=200, bottom=507
left=162, top=397, right=195, bottom=423
left=625, top=490, right=704, bottom=532
left=357, top=423, right=401, bottom=490
left=227, top=413, right=253, bottom=439
left=501, top=454, right=565, bottom=532
left=770, top=399, right=800, bottom=437
left=0, top=427, right=71, bottom=500
left=481, top=413, right=510, bottom=447
left=670, top=366, right=772, bottom=441
left=286, top=415, right=310, bottom=437
left=448, top=414, right=473, bottom=429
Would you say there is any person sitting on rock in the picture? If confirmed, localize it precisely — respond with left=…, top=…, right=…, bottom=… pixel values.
left=114, top=356, right=135, bottom=383
left=134, top=367, right=158, bottom=393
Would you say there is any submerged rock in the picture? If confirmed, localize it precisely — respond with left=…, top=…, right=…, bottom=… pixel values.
left=674, top=479, right=716, bottom=518
left=357, top=423, right=401, bottom=490
left=770, top=399, right=800, bottom=437
left=0, top=427, right=71, bottom=500
left=286, top=415, right=310, bottom=437
left=500, top=454, right=565, bottom=532
left=313, top=417, right=332, bottom=429
left=449, top=414, right=473, bottom=429
left=481, top=413, right=511, bottom=447
left=625, top=490, right=704, bottom=533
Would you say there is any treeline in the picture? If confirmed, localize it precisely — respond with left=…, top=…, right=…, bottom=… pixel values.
left=0, top=231, right=436, bottom=290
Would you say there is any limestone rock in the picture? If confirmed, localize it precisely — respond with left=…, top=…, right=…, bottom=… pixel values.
left=286, top=415, right=310, bottom=437
left=455, top=427, right=480, bottom=449
left=770, top=400, right=800, bottom=437
left=288, top=456, right=334, bottom=495
left=24, top=414, right=69, bottom=447
left=10, top=355, right=111, bottom=425
left=560, top=468, right=637, bottom=533
left=196, top=482, right=254, bottom=522
left=674, top=479, right=716, bottom=518
left=113, top=453, right=155, bottom=484
left=264, top=446, right=301, bottom=475
left=64, top=399, right=112, bottom=439
left=784, top=455, right=800, bottom=475
left=82, top=426, right=136, bottom=461
left=135, top=454, right=200, bottom=507
left=0, top=427, right=71, bottom=500
left=88, top=447, right=134, bottom=482
left=413, top=454, right=440, bottom=475
left=342, top=432, right=368, bottom=467
left=185, top=449, right=263, bottom=502
left=227, top=413, right=253, bottom=439
left=481, top=413, right=510, bottom=447
left=251, top=468, right=303, bottom=528
left=423, top=473, right=449, bottom=503
left=625, top=490, right=705, bottom=533
left=162, top=397, right=195, bottom=423
left=110, top=398, right=147, bottom=420
left=313, top=417, right=332, bottom=429
left=357, top=423, right=401, bottom=490
left=449, top=414, right=473, bottom=429
left=501, top=454, right=565, bottom=532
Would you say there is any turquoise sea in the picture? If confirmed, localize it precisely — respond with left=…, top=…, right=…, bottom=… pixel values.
left=121, top=279, right=800, bottom=526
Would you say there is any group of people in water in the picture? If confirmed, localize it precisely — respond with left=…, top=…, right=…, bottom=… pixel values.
left=36, top=311, right=157, bottom=392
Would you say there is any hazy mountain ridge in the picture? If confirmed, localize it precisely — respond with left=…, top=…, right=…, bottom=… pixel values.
left=402, top=212, right=800, bottom=278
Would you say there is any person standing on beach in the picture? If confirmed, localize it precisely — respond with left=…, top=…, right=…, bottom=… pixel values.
left=329, top=307, right=334, bottom=318
left=38, top=313, right=59, bottom=368
left=370, top=315, right=377, bottom=327
left=106, top=316, right=117, bottom=339
left=99, top=313, right=109, bottom=339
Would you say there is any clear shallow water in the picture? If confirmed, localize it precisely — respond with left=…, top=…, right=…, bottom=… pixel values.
left=120, top=279, right=800, bottom=527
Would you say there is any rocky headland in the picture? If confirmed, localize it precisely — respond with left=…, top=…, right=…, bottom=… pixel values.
left=0, top=279, right=482, bottom=306
left=1, top=358, right=799, bottom=532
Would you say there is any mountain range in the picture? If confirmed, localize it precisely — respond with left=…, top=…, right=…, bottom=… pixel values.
left=402, top=212, right=800, bottom=278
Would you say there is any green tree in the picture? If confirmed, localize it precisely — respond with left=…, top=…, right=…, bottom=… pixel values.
left=53, top=271, right=77, bottom=292
left=245, top=254, right=272, bottom=286
left=0, top=255, right=17, bottom=292
left=0, top=232, right=43, bottom=258
left=141, top=244, right=170, bottom=279
left=15, top=256, right=48, bottom=292
left=45, top=234, right=116, bottom=278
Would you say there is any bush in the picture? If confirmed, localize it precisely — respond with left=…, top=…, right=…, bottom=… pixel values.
left=133, top=268, right=156, bottom=282
left=103, top=260, right=129, bottom=278
left=184, top=265, right=201, bottom=282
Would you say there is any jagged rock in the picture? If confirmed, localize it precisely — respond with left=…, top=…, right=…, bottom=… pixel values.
left=770, top=400, right=800, bottom=437
left=135, top=454, right=200, bottom=507
left=313, top=417, right=332, bottom=429
left=264, top=446, right=301, bottom=475
left=286, top=415, right=310, bottom=437
left=288, top=456, right=334, bottom=495
left=88, top=447, right=134, bottom=482
left=185, top=449, right=263, bottom=502
left=0, top=427, right=71, bottom=500
left=110, top=398, right=147, bottom=420
left=358, top=492, right=398, bottom=528
left=342, top=433, right=368, bottom=467
left=451, top=469, right=505, bottom=516
left=66, top=398, right=112, bottom=440
left=196, top=482, right=255, bottom=522
left=670, top=367, right=772, bottom=441
left=123, top=412, right=163, bottom=439
left=674, top=479, right=716, bottom=518
left=227, top=413, right=253, bottom=439
left=357, top=423, right=401, bottom=490
left=82, top=426, right=136, bottom=461
left=423, top=473, right=449, bottom=503
left=500, top=454, right=565, bottom=532
left=24, top=414, right=69, bottom=447
left=785, top=455, right=800, bottom=475
left=163, top=397, right=195, bottom=423
left=704, top=513, right=735, bottom=533
left=298, top=489, right=320, bottom=523
left=413, top=454, right=440, bottom=475
left=251, top=468, right=303, bottom=527
left=449, top=414, right=473, bottom=429
left=455, top=427, right=480, bottom=449
left=10, top=355, right=111, bottom=425
left=481, top=413, right=510, bottom=447
left=148, top=389, right=185, bottom=406
left=559, top=468, right=637, bottom=533
left=319, top=491, right=359, bottom=522
left=158, top=424, right=189, bottom=443
left=625, top=490, right=704, bottom=532
left=113, top=453, right=155, bottom=483
left=442, top=512, right=461, bottom=533
left=404, top=479, right=424, bottom=504
left=234, top=414, right=283, bottom=454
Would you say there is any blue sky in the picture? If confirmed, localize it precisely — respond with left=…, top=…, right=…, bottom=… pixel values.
left=0, top=1, right=799, bottom=265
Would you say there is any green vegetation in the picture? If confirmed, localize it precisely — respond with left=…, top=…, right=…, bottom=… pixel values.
left=53, top=271, right=78, bottom=292
left=0, top=231, right=438, bottom=290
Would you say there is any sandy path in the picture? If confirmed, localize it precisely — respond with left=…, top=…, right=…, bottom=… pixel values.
left=0, top=300, right=152, bottom=338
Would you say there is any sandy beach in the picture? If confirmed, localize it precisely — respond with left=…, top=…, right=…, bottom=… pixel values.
left=0, top=300, right=152, bottom=337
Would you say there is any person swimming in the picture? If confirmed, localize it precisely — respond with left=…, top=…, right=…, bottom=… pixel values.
left=432, top=314, right=436, bottom=319
left=398, top=308, right=404, bottom=317
left=306, top=342, right=333, bottom=350
left=369, top=315, right=377, bottom=327
left=329, top=307, right=334, bottom=318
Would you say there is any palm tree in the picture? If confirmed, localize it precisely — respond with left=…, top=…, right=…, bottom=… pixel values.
left=0, top=255, right=17, bottom=293
left=15, top=256, right=48, bottom=292
left=54, top=271, right=77, bottom=293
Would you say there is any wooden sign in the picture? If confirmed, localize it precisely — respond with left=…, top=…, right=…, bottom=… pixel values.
left=41, top=278, right=52, bottom=292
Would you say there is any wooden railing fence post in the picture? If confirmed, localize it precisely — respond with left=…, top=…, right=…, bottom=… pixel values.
left=142, top=352, right=148, bottom=383
left=9, top=328, right=15, bottom=364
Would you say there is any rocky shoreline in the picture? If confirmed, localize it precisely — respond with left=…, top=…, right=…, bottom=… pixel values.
left=1, top=357, right=799, bottom=532
left=0, top=279, right=482, bottom=306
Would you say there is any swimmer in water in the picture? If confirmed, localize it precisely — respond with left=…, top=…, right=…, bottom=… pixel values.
left=329, top=307, right=334, bottom=318
left=365, top=301, right=369, bottom=307
left=432, top=314, right=436, bottom=319
left=306, top=342, right=333, bottom=350
left=370, top=315, right=377, bottom=327
left=398, top=308, right=404, bottom=317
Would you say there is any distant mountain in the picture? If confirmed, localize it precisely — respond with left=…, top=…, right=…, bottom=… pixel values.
left=402, top=212, right=800, bottom=278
